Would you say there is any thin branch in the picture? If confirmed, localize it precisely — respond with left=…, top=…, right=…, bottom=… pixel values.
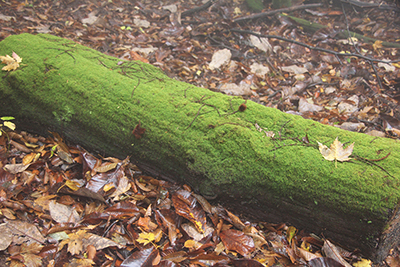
left=185, top=103, right=206, bottom=130
left=131, top=78, right=141, bottom=98
left=233, top=3, right=323, bottom=23
left=342, top=3, right=383, bottom=89
left=229, top=29, right=400, bottom=64
left=182, top=0, right=216, bottom=17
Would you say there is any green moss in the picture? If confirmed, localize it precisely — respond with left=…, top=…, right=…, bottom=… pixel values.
left=1, top=34, right=400, bottom=242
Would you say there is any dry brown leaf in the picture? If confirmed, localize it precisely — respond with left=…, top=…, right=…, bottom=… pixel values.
left=322, top=239, right=352, bottom=267
left=110, top=176, right=131, bottom=201
left=49, top=200, right=80, bottom=223
left=318, top=137, right=354, bottom=167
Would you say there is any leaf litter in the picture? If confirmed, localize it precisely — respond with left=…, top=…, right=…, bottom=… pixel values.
left=1, top=0, right=400, bottom=138
left=0, top=127, right=378, bottom=266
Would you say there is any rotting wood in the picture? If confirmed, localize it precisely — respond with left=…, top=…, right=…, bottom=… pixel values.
left=1, top=33, right=400, bottom=262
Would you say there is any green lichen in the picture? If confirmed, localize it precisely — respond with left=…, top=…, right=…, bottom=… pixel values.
left=1, top=34, right=400, bottom=252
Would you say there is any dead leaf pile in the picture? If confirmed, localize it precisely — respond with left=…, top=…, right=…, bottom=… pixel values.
left=0, top=128, right=384, bottom=266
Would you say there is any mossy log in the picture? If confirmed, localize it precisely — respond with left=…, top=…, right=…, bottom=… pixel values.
left=1, top=33, right=400, bottom=262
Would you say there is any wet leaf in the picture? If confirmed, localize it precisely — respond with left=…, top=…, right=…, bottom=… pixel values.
left=232, top=258, right=265, bottom=267
left=220, top=229, right=255, bottom=256
left=322, top=240, right=352, bottom=267
left=308, top=257, right=345, bottom=267
left=121, top=246, right=159, bottom=267
left=172, top=190, right=206, bottom=233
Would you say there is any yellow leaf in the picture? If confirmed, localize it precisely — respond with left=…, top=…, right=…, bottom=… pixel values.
left=137, top=232, right=155, bottom=245
left=65, top=180, right=82, bottom=191
left=373, top=40, right=383, bottom=51
left=353, top=258, right=372, bottom=267
left=184, top=239, right=203, bottom=250
left=0, top=52, right=22, bottom=71
left=0, top=55, right=14, bottom=65
left=286, top=226, right=297, bottom=243
left=2, top=61, right=20, bottom=71
left=3, top=121, right=16, bottom=130
left=22, top=152, right=38, bottom=165
left=103, top=182, right=115, bottom=192
left=318, top=137, right=354, bottom=167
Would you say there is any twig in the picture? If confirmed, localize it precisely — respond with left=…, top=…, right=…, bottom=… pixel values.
left=46, top=47, right=77, bottom=64
left=233, top=3, right=323, bottom=23
left=356, top=152, right=391, bottom=162
left=279, top=119, right=292, bottom=135
left=182, top=0, right=216, bottom=17
left=341, top=0, right=400, bottom=11
left=184, top=86, right=190, bottom=98
left=341, top=3, right=383, bottom=90
left=229, top=29, right=400, bottom=64
left=131, top=78, right=140, bottom=98
left=186, top=103, right=206, bottom=130
left=354, top=155, right=394, bottom=178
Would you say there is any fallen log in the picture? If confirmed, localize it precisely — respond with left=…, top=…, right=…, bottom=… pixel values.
left=1, top=33, right=400, bottom=262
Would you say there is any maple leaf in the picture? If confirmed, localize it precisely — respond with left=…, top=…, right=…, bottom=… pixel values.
left=0, top=51, right=22, bottom=71
left=136, top=229, right=162, bottom=246
left=318, top=137, right=354, bottom=167
left=59, top=230, right=88, bottom=255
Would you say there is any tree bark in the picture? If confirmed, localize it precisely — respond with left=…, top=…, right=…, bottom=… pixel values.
left=1, top=33, right=400, bottom=262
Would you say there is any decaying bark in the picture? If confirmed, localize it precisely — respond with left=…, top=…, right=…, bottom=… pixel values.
left=1, top=33, right=400, bottom=262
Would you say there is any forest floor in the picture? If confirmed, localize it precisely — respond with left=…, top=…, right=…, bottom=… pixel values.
left=1, top=0, right=400, bottom=266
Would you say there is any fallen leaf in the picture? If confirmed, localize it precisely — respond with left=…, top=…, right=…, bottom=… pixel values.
left=110, top=176, right=131, bottom=201
left=318, top=137, right=354, bottom=167
left=3, top=120, right=16, bottom=130
left=130, top=51, right=149, bottom=63
left=49, top=200, right=80, bottom=223
left=0, top=52, right=22, bottom=71
left=308, top=257, right=346, bottom=267
left=172, top=190, right=206, bottom=233
left=136, top=231, right=156, bottom=246
left=220, top=229, right=255, bottom=257
left=353, top=258, right=372, bottom=267
left=322, top=240, right=352, bottom=267
left=120, top=246, right=159, bottom=267
left=132, top=121, right=146, bottom=139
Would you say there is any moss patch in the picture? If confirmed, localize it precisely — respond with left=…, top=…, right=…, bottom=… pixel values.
left=1, top=34, right=400, bottom=255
